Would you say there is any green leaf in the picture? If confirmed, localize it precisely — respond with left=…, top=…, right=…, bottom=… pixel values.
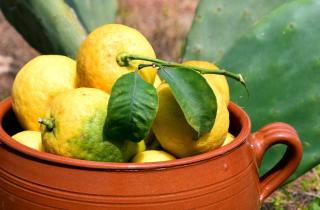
left=308, top=198, right=320, bottom=210
left=104, top=72, right=158, bottom=142
left=158, top=67, right=217, bottom=138
left=66, top=0, right=117, bottom=33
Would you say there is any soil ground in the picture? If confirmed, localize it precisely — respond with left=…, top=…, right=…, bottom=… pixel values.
left=0, top=1, right=319, bottom=209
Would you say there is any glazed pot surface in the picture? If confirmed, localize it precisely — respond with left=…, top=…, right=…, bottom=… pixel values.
left=0, top=98, right=303, bottom=210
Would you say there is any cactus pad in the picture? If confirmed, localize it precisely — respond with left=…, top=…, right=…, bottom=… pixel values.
left=182, top=0, right=291, bottom=62
left=0, top=0, right=87, bottom=58
left=66, top=0, right=117, bottom=33
left=218, top=0, right=320, bottom=180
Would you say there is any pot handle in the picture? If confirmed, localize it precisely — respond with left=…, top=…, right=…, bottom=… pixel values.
left=249, top=122, right=303, bottom=202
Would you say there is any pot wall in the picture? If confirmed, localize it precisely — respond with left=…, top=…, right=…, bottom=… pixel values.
left=1, top=98, right=303, bottom=210
left=0, top=141, right=260, bottom=210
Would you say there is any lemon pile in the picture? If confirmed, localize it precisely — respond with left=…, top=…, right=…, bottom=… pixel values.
left=10, top=24, right=235, bottom=163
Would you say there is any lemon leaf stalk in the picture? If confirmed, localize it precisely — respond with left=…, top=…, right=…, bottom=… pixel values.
left=113, top=53, right=245, bottom=139
left=116, top=52, right=246, bottom=86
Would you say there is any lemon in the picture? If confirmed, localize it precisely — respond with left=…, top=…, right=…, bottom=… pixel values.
left=222, top=133, right=235, bottom=146
left=41, top=88, right=145, bottom=162
left=77, top=24, right=157, bottom=93
left=12, top=55, right=77, bottom=131
left=152, top=83, right=229, bottom=158
left=183, top=60, right=230, bottom=105
left=131, top=150, right=176, bottom=163
left=153, top=75, right=162, bottom=88
left=12, top=131, right=43, bottom=151
left=125, top=140, right=146, bottom=161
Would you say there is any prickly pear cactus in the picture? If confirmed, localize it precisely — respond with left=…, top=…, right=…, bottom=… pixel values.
left=183, top=0, right=291, bottom=62
left=66, top=0, right=117, bottom=33
left=0, top=0, right=86, bottom=58
left=0, top=0, right=117, bottom=58
left=216, top=0, right=320, bottom=180
left=184, top=0, right=320, bottom=181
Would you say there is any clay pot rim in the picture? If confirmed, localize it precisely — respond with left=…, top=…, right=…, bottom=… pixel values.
left=0, top=97, right=251, bottom=170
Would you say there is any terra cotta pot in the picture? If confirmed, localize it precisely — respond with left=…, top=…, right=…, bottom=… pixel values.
left=0, top=97, right=303, bottom=210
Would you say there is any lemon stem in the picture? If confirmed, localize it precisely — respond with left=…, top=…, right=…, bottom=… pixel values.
left=38, top=118, right=54, bottom=131
left=117, top=52, right=245, bottom=86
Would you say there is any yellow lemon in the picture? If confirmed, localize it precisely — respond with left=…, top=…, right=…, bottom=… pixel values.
left=12, top=130, right=43, bottom=151
left=41, top=88, right=144, bottom=162
left=126, top=140, right=147, bottom=160
left=222, top=133, right=235, bottom=146
left=183, top=60, right=230, bottom=105
left=153, top=75, right=162, bottom=88
left=152, top=83, right=229, bottom=158
left=77, top=24, right=157, bottom=93
left=12, top=55, right=77, bottom=131
left=132, top=150, right=176, bottom=163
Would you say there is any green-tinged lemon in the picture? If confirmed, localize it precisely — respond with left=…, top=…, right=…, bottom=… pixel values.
left=40, top=88, right=145, bottom=162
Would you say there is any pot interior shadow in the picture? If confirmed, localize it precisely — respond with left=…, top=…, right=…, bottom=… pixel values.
left=2, top=108, right=23, bottom=136
left=2, top=105, right=243, bottom=140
